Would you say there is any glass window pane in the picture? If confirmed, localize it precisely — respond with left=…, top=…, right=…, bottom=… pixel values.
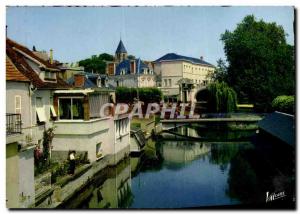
left=72, top=99, right=84, bottom=119
left=59, top=98, right=71, bottom=120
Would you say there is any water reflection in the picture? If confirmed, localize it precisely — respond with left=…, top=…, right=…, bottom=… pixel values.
left=161, top=141, right=210, bottom=168
left=62, top=158, right=133, bottom=209
left=166, top=125, right=256, bottom=141
left=62, top=129, right=294, bottom=209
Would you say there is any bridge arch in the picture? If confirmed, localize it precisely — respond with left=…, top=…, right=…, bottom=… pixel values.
left=193, top=87, right=209, bottom=113
left=194, top=87, right=209, bottom=102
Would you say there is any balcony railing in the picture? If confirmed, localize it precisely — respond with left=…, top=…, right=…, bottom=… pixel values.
left=6, top=113, right=22, bottom=135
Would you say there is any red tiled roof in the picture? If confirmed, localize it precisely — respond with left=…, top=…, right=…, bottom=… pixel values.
left=6, top=56, right=30, bottom=82
left=6, top=38, right=71, bottom=89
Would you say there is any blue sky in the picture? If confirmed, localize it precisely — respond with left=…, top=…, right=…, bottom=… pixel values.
left=6, top=6, right=294, bottom=65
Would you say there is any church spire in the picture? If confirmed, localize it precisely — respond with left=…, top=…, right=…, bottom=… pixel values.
left=115, top=39, right=127, bottom=54
left=115, top=39, right=128, bottom=63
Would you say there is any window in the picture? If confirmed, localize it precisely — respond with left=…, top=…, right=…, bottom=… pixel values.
left=49, top=97, right=57, bottom=119
left=44, top=71, right=55, bottom=80
left=120, top=69, right=126, bottom=75
left=58, top=97, right=84, bottom=120
left=96, top=142, right=102, bottom=159
left=169, top=79, right=172, bottom=87
left=36, top=97, right=46, bottom=123
left=15, top=95, right=21, bottom=114
left=164, top=79, right=168, bottom=87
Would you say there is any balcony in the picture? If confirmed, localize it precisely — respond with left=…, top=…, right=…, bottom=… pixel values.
left=6, top=113, right=24, bottom=144
left=54, top=117, right=111, bottom=136
left=6, top=113, right=22, bottom=135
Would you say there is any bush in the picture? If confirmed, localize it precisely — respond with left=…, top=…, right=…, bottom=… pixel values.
left=271, top=95, right=295, bottom=114
left=207, top=81, right=237, bottom=113
left=116, top=87, right=162, bottom=103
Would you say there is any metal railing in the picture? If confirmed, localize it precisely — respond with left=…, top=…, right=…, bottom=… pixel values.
left=6, top=113, right=22, bottom=135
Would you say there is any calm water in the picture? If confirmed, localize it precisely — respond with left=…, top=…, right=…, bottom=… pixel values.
left=62, top=126, right=295, bottom=209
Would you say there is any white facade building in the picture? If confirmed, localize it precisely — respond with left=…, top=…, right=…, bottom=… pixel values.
left=154, top=53, right=215, bottom=102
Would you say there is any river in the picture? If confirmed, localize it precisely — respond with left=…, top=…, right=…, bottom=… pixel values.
left=61, top=125, right=295, bottom=209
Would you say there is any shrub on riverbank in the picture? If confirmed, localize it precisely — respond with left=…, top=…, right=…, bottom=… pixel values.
left=207, top=82, right=237, bottom=113
left=116, top=87, right=162, bottom=103
left=271, top=95, right=295, bottom=114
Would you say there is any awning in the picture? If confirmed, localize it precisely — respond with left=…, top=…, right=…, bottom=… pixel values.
left=50, top=106, right=57, bottom=117
left=36, top=107, right=46, bottom=122
left=54, top=89, right=94, bottom=95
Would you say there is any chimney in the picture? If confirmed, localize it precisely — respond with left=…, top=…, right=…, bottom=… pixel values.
left=200, top=56, right=203, bottom=60
left=74, top=73, right=85, bottom=88
left=130, top=60, right=136, bottom=74
left=49, top=49, right=53, bottom=64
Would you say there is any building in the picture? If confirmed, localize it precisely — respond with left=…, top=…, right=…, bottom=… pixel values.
left=57, top=62, right=85, bottom=81
left=154, top=53, right=215, bottom=102
left=67, top=72, right=109, bottom=89
left=106, top=40, right=156, bottom=88
left=6, top=38, right=131, bottom=208
left=6, top=38, right=70, bottom=208
left=52, top=72, right=130, bottom=163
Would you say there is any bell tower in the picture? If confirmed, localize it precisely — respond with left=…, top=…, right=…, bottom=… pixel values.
left=115, top=39, right=128, bottom=63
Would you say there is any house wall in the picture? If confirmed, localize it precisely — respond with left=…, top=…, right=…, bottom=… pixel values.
left=138, top=75, right=156, bottom=87
left=155, top=61, right=182, bottom=97
left=52, top=117, right=115, bottom=162
left=6, top=142, right=19, bottom=208
left=182, top=62, right=214, bottom=85
left=154, top=60, right=215, bottom=100
left=107, top=74, right=156, bottom=88
left=113, top=117, right=130, bottom=164
left=6, top=82, right=54, bottom=146
left=6, top=81, right=31, bottom=128
left=18, top=147, right=35, bottom=208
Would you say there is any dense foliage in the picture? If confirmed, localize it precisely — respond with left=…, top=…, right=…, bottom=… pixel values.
left=211, top=59, right=228, bottom=83
left=220, top=15, right=295, bottom=112
left=271, top=95, right=295, bottom=114
left=34, top=128, right=55, bottom=175
left=207, top=82, right=237, bottom=113
left=78, top=53, right=114, bottom=74
left=116, top=87, right=163, bottom=103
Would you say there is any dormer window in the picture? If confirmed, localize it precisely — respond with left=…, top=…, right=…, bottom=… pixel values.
left=120, top=69, right=126, bottom=75
left=44, top=70, right=56, bottom=81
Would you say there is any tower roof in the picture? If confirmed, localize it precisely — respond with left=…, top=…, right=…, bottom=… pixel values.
left=115, top=40, right=127, bottom=54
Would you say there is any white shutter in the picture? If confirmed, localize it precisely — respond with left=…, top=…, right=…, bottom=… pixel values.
left=15, top=95, right=21, bottom=114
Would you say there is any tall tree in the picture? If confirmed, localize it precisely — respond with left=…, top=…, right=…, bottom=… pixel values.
left=221, top=15, right=295, bottom=111
left=78, top=53, right=114, bottom=74
left=211, top=58, right=228, bottom=82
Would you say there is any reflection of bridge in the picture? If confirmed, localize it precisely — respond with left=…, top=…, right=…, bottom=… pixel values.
left=161, top=117, right=262, bottom=131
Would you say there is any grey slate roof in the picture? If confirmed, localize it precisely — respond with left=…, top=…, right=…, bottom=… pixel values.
left=258, top=111, right=295, bottom=147
left=155, top=53, right=214, bottom=67
left=115, top=58, right=149, bottom=75
left=115, top=40, right=127, bottom=54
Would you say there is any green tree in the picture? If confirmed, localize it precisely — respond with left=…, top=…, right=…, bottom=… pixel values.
left=221, top=15, right=295, bottom=111
left=78, top=53, right=114, bottom=74
left=211, top=58, right=228, bottom=82
left=271, top=95, right=295, bottom=114
left=127, top=55, right=136, bottom=60
left=207, top=81, right=237, bottom=113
